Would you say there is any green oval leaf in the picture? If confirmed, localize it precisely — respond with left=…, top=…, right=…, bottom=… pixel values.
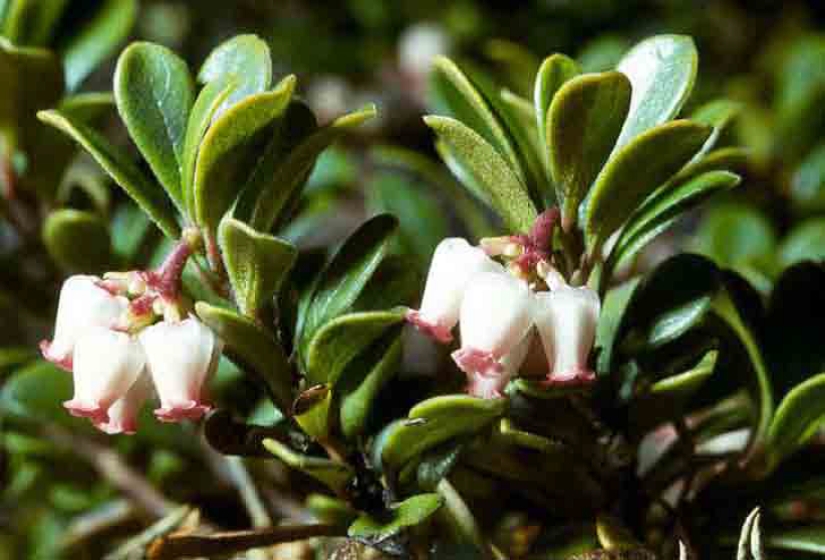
left=42, top=209, right=111, bottom=273
left=768, top=372, right=825, bottom=465
left=114, top=41, right=194, bottom=210
left=197, top=34, right=272, bottom=118
left=0, top=360, right=89, bottom=430
left=534, top=53, right=580, bottom=172
left=381, top=395, right=507, bottom=470
left=218, top=217, right=297, bottom=317
left=614, top=34, right=698, bottom=150
left=195, top=302, right=292, bottom=413
left=37, top=108, right=180, bottom=238
left=584, top=120, right=711, bottom=254
left=425, top=115, right=537, bottom=232
left=690, top=98, right=742, bottom=159
left=778, top=219, right=825, bottom=268
left=348, top=494, right=443, bottom=540
left=245, top=104, right=374, bottom=232
left=192, top=75, right=296, bottom=231
left=305, top=310, right=405, bottom=386
left=262, top=438, right=353, bottom=493
left=548, top=71, right=631, bottom=228
left=297, top=214, right=398, bottom=355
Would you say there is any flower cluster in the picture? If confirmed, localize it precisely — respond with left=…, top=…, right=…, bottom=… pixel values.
left=39, top=242, right=222, bottom=434
left=406, top=210, right=600, bottom=399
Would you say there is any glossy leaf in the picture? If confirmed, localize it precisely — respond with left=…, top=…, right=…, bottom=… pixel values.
left=614, top=34, right=698, bottom=150
left=607, top=170, right=741, bottom=274
left=534, top=53, right=580, bottom=170
left=197, top=34, right=272, bottom=118
left=584, top=120, right=711, bottom=254
left=114, top=42, right=194, bottom=209
left=42, top=209, right=110, bottom=273
left=298, top=214, right=397, bottom=355
left=305, top=309, right=405, bottom=386
left=768, top=372, right=825, bottom=465
left=425, top=115, right=537, bottom=232
left=195, top=302, right=292, bottom=413
left=59, top=0, right=137, bottom=91
left=218, top=217, right=297, bottom=317
left=244, top=104, right=373, bottom=232
left=348, top=494, right=443, bottom=540
left=690, top=98, right=742, bottom=158
left=192, top=75, right=296, bottom=231
left=37, top=109, right=180, bottom=238
left=381, top=395, right=506, bottom=470
left=548, top=71, right=631, bottom=228
left=778, top=219, right=825, bottom=268
left=262, top=438, right=353, bottom=493
left=430, top=56, right=523, bottom=181
left=338, top=331, right=403, bottom=439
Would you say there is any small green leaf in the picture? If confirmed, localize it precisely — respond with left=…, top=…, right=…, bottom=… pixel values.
left=298, top=214, right=397, bottom=354
left=768, top=372, right=825, bottom=465
left=584, top=120, right=711, bottom=254
left=548, top=71, right=631, bottom=228
left=195, top=302, right=292, bottom=413
left=430, top=56, right=523, bottom=181
left=262, top=438, right=353, bottom=493
left=114, top=42, right=194, bottom=210
left=192, top=75, right=296, bottom=231
left=778, top=219, right=825, bottom=268
left=59, top=0, right=137, bottom=91
left=305, top=309, right=404, bottom=386
left=695, top=203, right=777, bottom=268
left=292, top=384, right=333, bottom=441
left=110, top=203, right=151, bottom=263
left=381, top=395, right=506, bottom=470
left=42, top=209, right=111, bottom=273
left=218, top=217, right=297, bottom=317
left=690, top=98, right=742, bottom=158
left=763, top=525, right=825, bottom=555
left=0, top=360, right=89, bottom=429
left=197, top=34, right=272, bottom=117
left=614, top=34, right=698, bottom=149
left=791, top=143, right=825, bottom=212
left=245, top=104, right=374, bottom=232
left=348, top=494, right=443, bottom=540
left=37, top=108, right=180, bottom=238
left=607, top=170, right=741, bottom=274
left=57, top=92, right=115, bottom=121
left=425, top=115, right=537, bottom=232
left=534, top=53, right=580, bottom=171
left=339, top=332, right=403, bottom=440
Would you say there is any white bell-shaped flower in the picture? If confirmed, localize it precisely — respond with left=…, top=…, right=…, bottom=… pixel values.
left=532, top=286, right=600, bottom=385
left=140, top=316, right=222, bottom=422
left=40, top=275, right=129, bottom=370
left=407, top=238, right=502, bottom=343
left=94, top=372, right=153, bottom=435
left=465, top=327, right=532, bottom=399
left=63, top=327, right=145, bottom=423
left=452, top=271, right=532, bottom=377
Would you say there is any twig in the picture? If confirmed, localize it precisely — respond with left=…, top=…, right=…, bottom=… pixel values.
left=225, top=457, right=272, bottom=529
left=104, top=506, right=196, bottom=560
left=41, top=424, right=177, bottom=518
left=147, top=524, right=344, bottom=560
left=61, top=499, right=137, bottom=550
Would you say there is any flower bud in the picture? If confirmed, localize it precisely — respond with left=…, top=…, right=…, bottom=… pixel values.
left=40, top=275, right=129, bottom=370
left=63, top=327, right=146, bottom=423
left=532, top=286, right=600, bottom=385
left=465, top=328, right=531, bottom=399
left=140, top=316, right=222, bottom=422
left=407, top=238, right=502, bottom=343
left=452, top=271, right=532, bottom=377
left=94, top=372, right=153, bottom=435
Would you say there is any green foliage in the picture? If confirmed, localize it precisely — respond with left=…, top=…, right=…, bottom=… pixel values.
left=348, top=493, right=443, bottom=540
left=42, top=208, right=111, bottom=273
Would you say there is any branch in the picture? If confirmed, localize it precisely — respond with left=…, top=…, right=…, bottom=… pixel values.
left=148, top=524, right=344, bottom=560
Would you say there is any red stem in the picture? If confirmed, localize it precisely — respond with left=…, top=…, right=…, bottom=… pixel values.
left=155, top=241, right=193, bottom=299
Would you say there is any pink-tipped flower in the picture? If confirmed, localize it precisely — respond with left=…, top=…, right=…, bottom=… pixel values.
left=93, top=372, right=153, bottom=435
left=40, top=275, right=129, bottom=370
left=407, top=238, right=502, bottom=343
left=63, top=327, right=145, bottom=423
left=532, top=286, right=600, bottom=386
left=452, top=271, right=532, bottom=379
left=465, top=328, right=531, bottom=399
left=140, top=316, right=222, bottom=422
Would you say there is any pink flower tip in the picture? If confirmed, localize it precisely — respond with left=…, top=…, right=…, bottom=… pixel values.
left=540, top=368, right=596, bottom=388
left=452, top=347, right=503, bottom=377
left=154, top=401, right=211, bottom=423
left=405, top=309, right=453, bottom=343
left=39, top=340, right=73, bottom=372
left=94, top=418, right=137, bottom=435
left=465, top=371, right=508, bottom=399
left=63, top=400, right=108, bottom=423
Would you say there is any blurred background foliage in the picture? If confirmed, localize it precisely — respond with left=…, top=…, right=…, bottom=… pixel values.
left=2, top=0, right=825, bottom=558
